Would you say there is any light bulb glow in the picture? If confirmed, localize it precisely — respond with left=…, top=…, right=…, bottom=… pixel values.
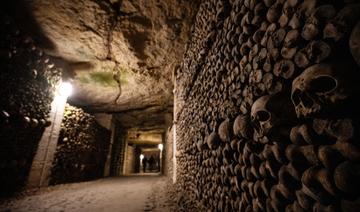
left=59, top=82, right=73, bottom=97
left=158, top=144, right=163, bottom=151
left=140, top=154, right=144, bottom=160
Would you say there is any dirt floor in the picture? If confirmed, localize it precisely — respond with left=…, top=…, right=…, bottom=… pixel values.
left=0, top=175, right=174, bottom=212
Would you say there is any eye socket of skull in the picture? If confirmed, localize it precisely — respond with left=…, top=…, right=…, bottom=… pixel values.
left=256, top=110, right=271, bottom=122
left=308, top=75, right=338, bottom=94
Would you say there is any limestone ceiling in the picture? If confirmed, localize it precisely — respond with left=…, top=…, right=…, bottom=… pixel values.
left=127, top=131, right=162, bottom=145
left=22, top=0, right=200, bottom=112
left=114, top=105, right=173, bottom=131
left=141, top=148, right=160, bottom=152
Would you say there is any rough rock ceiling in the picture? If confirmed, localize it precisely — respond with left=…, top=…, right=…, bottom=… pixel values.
left=24, top=0, right=200, bottom=112
left=114, top=105, right=173, bottom=131
left=127, top=131, right=162, bottom=145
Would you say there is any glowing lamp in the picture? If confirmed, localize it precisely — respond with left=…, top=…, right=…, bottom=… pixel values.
left=59, top=82, right=73, bottom=97
left=158, top=144, right=163, bottom=151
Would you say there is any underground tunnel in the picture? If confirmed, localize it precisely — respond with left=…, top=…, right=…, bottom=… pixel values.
left=1, top=0, right=360, bottom=211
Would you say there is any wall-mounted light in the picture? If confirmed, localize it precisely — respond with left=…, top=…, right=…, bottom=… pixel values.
left=140, top=154, right=144, bottom=160
left=54, top=81, right=73, bottom=105
left=59, top=82, right=73, bottom=97
left=158, top=144, right=163, bottom=174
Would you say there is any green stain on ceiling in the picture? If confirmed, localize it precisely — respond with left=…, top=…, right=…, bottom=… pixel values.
left=79, top=70, right=128, bottom=87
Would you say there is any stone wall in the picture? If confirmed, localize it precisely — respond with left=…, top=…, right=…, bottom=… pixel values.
left=0, top=13, right=61, bottom=197
left=50, top=104, right=110, bottom=185
left=175, top=0, right=360, bottom=211
left=110, top=124, right=127, bottom=176
left=125, top=145, right=136, bottom=174
left=165, top=126, right=174, bottom=177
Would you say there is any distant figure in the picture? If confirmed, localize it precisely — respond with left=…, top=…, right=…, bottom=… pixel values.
left=148, top=155, right=155, bottom=171
left=156, top=156, right=160, bottom=172
left=142, top=157, right=148, bottom=172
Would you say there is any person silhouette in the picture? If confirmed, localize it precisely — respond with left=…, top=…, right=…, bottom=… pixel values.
left=148, top=155, right=155, bottom=171
left=156, top=156, right=160, bottom=171
left=142, top=157, right=147, bottom=172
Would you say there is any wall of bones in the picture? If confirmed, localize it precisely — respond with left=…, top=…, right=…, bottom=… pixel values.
left=0, top=14, right=61, bottom=197
left=175, top=0, right=360, bottom=211
left=51, top=104, right=111, bottom=185
left=0, top=12, right=111, bottom=195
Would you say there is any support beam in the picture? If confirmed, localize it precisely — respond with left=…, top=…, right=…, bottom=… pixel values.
left=104, top=118, right=117, bottom=177
left=173, top=78, right=177, bottom=183
left=27, top=94, right=67, bottom=188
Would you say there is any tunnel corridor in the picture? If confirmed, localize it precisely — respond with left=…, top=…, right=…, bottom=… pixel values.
left=2, top=0, right=360, bottom=212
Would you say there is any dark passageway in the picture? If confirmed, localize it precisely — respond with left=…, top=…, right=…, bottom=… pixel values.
left=2, top=0, right=360, bottom=211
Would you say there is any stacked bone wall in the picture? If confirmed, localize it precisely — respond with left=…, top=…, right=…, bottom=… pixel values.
left=50, top=104, right=110, bottom=185
left=175, top=0, right=360, bottom=211
left=0, top=14, right=61, bottom=197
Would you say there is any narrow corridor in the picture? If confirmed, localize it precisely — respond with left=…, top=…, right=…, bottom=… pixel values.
left=2, top=0, right=360, bottom=211
left=0, top=175, right=172, bottom=212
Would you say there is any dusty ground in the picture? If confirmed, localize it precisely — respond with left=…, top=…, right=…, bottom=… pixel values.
left=0, top=175, right=174, bottom=212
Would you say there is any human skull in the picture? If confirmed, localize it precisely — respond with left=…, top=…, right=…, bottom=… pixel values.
left=251, top=93, right=296, bottom=137
left=291, top=62, right=356, bottom=118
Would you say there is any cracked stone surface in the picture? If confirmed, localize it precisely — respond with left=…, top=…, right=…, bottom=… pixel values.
left=26, top=0, right=200, bottom=112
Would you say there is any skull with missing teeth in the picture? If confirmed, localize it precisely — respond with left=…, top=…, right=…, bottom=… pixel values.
left=251, top=93, right=295, bottom=137
left=291, top=62, right=355, bottom=118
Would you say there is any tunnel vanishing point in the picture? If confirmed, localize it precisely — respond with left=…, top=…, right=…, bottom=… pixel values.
left=1, top=0, right=360, bottom=211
